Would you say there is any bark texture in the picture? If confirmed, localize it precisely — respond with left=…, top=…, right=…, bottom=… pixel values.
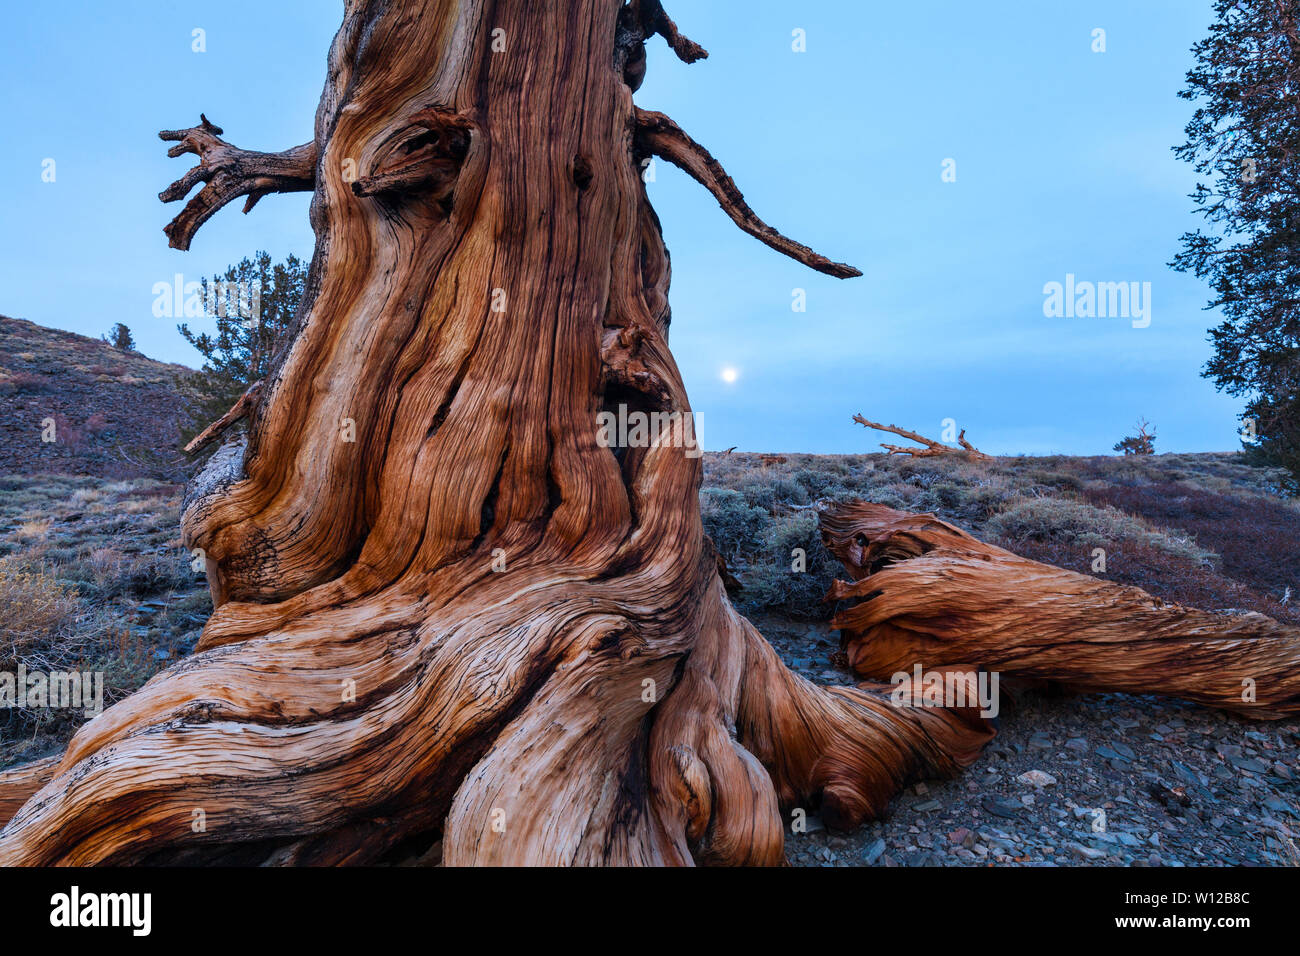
left=822, top=502, right=1300, bottom=720
left=0, top=2, right=991, bottom=865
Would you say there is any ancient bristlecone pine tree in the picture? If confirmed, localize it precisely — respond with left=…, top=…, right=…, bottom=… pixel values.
left=0, top=2, right=993, bottom=865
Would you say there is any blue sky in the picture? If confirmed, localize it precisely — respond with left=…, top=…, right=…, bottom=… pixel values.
left=0, top=1, right=1237, bottom=455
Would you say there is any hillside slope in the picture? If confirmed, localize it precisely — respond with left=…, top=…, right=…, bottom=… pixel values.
left=0, top=315, right=192, bottom=480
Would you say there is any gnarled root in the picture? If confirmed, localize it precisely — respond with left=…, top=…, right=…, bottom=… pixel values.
left=821, top=501, right=1300, bottom=719
left=644, top=577, right=993, bottom=864
left=0, top=568, right=992, bottom=865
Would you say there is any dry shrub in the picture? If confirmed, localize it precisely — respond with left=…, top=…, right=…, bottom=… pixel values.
left=87, top=547, right=123, bottom=588
left=987, top=497, right=1217, bottom=567
left=5, top=370, right=53, bottom=393
left=69, top=487, right=103, bottom=506
left=1082, top=482, right=1300, bottom=603
left=0, top=562, right=88, bottom=675
left=84, top=412, right=110, bottom=435
left=15, top=519, right=51, bottom=540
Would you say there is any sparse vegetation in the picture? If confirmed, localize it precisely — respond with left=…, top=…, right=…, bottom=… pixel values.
left=0, top=476, right=209, bottom=768
left=702, top=450, right=1299, bottom=626
left=0, top=315, right=191, bottom=480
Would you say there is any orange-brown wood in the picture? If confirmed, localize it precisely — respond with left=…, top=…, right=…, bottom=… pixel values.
left=0, top=2, right=993, bottom=865
left=822, top=501, right=1300, bottom=720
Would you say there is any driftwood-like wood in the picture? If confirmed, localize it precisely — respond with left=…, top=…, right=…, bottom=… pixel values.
left=821, top=502, right=1300, bottom=720
left=853, top=414, right=990, bottom=459
left=0, top=2, right=993, bottom=866
left=158, top=115, right=316, bottom=251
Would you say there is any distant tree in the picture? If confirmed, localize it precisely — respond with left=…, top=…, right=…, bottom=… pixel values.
left=1172, top=0, right=1300, bottom=488
left=176, top=251, right=306, bottom=451
left=103, top=322, right=135, bottom=351
left=1114, top=418, right=1156, bottom=456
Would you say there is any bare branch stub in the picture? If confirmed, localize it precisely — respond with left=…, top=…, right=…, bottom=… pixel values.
left=852, top=413, right=990, bottom=460
left=184, top=380, right=264, bottom=454
left=616, top=0, right=708, bottom=90
left=158, top=115, right=316, bottom=250
left=635, top=108, right=862, bottom=279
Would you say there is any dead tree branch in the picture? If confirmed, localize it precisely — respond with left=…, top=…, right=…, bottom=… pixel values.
left=821, top=501, right=1300, bottom=719
left=635, top=109, right=861, bottom=279
left=159, top=115, right=316, bottom=250
left=852, top=414, right=990, bottom=459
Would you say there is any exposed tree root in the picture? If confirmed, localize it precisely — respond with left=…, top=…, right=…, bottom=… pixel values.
left=821, top=501, right=1300, bottom=719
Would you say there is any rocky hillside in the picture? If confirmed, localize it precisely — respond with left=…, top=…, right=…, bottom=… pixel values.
left=0, top=315, right=192, bottom=481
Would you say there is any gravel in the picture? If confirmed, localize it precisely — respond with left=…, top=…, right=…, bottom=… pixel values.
left=758, top=615, right=1300, bottom=867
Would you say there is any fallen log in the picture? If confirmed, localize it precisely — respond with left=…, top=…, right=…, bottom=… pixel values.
left=852, top=414, right=989, bottom=460
left=821, top=501, right=1300, bottom=719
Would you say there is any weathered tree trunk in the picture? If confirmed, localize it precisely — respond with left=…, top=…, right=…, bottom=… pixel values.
left=0, top=2, right=993, bottom=865
left=821, top=502, right=1300, bottom=720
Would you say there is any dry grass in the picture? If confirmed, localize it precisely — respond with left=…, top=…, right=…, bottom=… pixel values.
left=15, top=518, right=50, bottom=540
left=0, top=475, right=210, bottom=766
left=0, top=562, right=85, bottom=671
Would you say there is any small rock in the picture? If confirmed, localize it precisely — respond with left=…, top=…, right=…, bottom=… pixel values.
left=1017, top=770, right=1057, bottom=788
left=1068, top=842, right=1107, bottom=860
left=863, top=838, right=886, bottom=864
left=1096, top=744, right=1132, bottom=763
left=981, top=795, right=1022, bottom=819
left=1231, top=757, right=1269, bottom=774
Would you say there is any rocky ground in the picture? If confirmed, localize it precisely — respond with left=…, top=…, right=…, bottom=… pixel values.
left=761, top=615, right=1300, bottom=867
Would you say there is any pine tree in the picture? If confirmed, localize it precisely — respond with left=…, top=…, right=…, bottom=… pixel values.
left=1113, top=418, right=1156, bottom=456
left=176, top=251, right=306, bottom=451
left=103, top=322, right=135, bottom=351
left=1173, top=0, right=1300, bottom=490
